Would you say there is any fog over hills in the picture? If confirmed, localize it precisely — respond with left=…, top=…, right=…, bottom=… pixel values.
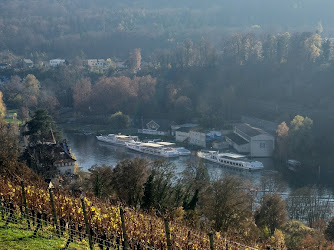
left=1, top=0, right=334, bottom=57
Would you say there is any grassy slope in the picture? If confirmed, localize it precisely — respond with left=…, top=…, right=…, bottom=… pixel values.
left=0, top=221, right=88, bottom=250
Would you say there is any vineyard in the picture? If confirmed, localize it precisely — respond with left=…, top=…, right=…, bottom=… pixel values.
left=0, top=176, right=258, bottom=249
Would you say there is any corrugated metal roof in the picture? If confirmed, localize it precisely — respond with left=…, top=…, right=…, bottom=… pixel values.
left=226, top=133, right=249, bottom=145
left=235, top=123, right=267, bottom=137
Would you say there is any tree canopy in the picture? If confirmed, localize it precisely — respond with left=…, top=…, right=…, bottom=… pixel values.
left=23, top=109, right=61, bottom=144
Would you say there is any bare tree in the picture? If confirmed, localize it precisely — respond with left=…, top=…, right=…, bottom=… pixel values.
left=287, top=187, right=332, bottom=227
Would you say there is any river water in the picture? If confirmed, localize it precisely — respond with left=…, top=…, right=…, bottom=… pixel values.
left=64, top=132, right=276, bottom=186
left=63, top=132, right=334, bottom=218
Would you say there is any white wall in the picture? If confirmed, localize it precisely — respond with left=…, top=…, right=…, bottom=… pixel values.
left=137, top=129, right=167, bottom=136
left=189, top=131, right=206, bottom=148
left=250, top=134, right=275, bottom=157
left=175, top=131, right=189, bottom=142
left=50, top=59, right=65, bottom=67
left=57, top=163, right=74, bottom=175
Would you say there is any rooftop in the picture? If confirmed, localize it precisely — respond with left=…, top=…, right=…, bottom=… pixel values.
left=175, top=127, right=192, bottom=133
left=23, top=59, right=33, bottom=64
left=156, top=142, right=175, bottom=146
left=218, top=153, right=246, bottom=159
left=141, top=143, right=164, bottom=148
left=225, top=133, right=249, bottom=145
left=235, top=123, right=267, bottom=137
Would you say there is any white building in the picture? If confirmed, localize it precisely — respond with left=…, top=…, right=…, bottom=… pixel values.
left=138, top=120, right=169, bottom=136
left=175, top=128, right=191, bottom=142
left=50, top=59, right=65, bottom=67
left=115, top=61, right=127, bottom=70
left=23, top=59, right=34, bottom=68
left=86, top=59, right=108, bottom=69
left=226, top=123, right=275, bottom=157
left=189, top=130, right=206, bottom=148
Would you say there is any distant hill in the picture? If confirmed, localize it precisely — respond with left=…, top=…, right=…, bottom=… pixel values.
left=1, top=0, right=334, bottom=58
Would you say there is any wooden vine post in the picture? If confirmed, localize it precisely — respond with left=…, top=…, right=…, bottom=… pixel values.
left=48, top=182, right=60, bottom=237
left=0, top=196, right=4, bottom=220
left=20, top=181, right=30, bottom=229
left=119, top=207, right=129, bottom=250
left=208, top=232, right=214, bottom=250
left=80, top=194, right=93, bottom=250
left=33, top=212, right=42, bottom=237
left=164, top=217, right=172, bottom=250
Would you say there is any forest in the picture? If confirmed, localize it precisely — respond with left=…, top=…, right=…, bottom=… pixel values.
left=2, top=27, right=334, bottom=178
left=1, top=0, right=334, bottom=58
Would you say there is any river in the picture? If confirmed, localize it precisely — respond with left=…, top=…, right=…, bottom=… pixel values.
left=63, top=132, right=334, bottom=219
left=64, top=132, right=276, bottom=186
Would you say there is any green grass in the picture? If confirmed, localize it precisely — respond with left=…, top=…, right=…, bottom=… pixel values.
left=0, top=220, right=89, bottom=249
left=4, top=109, right=23, bottom=125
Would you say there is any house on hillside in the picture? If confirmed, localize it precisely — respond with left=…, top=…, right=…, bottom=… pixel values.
left=226, top=123, right=275, bottom=157
left=22, top=59, right=34, bottom=68
left=23, top=130, right=76, bottom=177
left=53, top=141, right=76, bottom=175
left=85, top=59, right=109, bottom=69
left=138, top=119, right=172, bottom=136
left=50, top=59, right=65, bottom=67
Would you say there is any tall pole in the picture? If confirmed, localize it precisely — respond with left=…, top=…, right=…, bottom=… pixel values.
left=208, top=232, right=214, bottom=250
left=164, top=218, right=172, bottom=250
left=81, top=197, right=93, bottom=250
left=20, top=181, right=30, bottom=229
left=120, top=207, right=129, bottom=250
left=48, top=187, right=60, bottom=237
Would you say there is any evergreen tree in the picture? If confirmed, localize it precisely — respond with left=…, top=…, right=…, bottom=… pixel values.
left=23, top=109, right=61, bottom=144
left=255, top=193, right=287, bottom=235
left=183, top=189, right=199, bottom=211
left=142, top=174, right=154, bottom=209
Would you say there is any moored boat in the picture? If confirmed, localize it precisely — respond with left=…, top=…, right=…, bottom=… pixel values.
left=154, top=142, right=191, bottom=156
left=125, top=141, right=179, bottom=157
left=96, top=134, right=138, bottom=146
left=197, top=151, right=264, bottom=171
left=174, top=147, right=191, bottom=156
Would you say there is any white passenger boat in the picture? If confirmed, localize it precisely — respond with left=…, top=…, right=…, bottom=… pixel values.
left=174, top=147, right=191, bottom=156
left=197, top=151, right=264, bottom=171
left=96, top=134, right=138, bottom=146
left=154, top=142, right=191, bottom=156
left=125, top=142, right=179, bottom=158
